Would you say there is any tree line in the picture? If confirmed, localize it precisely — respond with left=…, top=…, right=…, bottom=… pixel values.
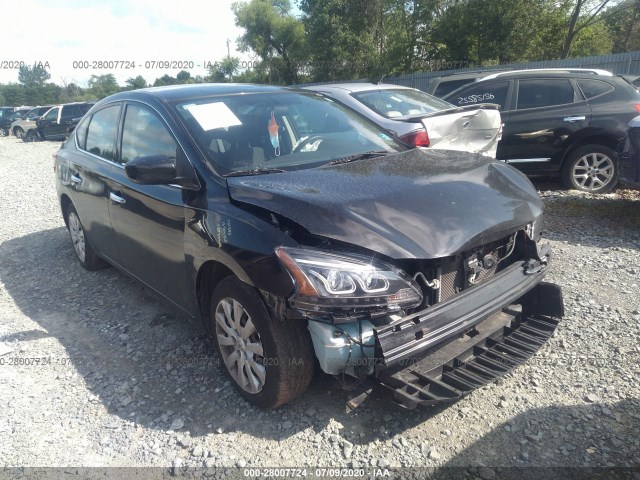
left=0, top=65, right=227, bottom=107
left=1, top=0, right=638, bottom=106
left=229, top=0, right=640, bottom=84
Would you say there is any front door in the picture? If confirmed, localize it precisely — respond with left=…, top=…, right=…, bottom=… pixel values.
left=106, top=102, right=192, bottom=309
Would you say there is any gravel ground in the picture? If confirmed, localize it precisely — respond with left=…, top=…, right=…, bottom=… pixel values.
left=1, top=136, right=639, bottom=477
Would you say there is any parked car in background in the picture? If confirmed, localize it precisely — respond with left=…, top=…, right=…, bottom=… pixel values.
left=620, top=115, right=640, bottom=189
left=427, top=70, right=512, bottom=98
left=28, top=102, right=94, bottom=141
left=428, top=68, right=613, bottom=99
left=303, top=83, right=502, bottom=157
left=10, top=105, right=53, bottom=138
left=0, top=107, right=30, bottom=136
left=443, top=70, right=640, bottom=193
left=622, top=75, right=640, bottom=92
left=55, top=84, right=562, bottom=409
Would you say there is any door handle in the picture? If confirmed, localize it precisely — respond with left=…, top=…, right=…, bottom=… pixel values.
left=563, top=116, right=586, bottom=122
left=109, top=192, right=126, bottom=204
left=70, top=174, right=82, bottom=184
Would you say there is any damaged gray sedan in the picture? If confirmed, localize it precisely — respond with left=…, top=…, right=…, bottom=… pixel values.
left=55, top=84, right=562, bottom=410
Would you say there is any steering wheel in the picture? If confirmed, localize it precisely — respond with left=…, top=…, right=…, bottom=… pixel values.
left=292, top=135, right=326, bottom=153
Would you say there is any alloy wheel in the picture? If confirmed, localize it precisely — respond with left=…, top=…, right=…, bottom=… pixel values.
left=68, top=212, right=86, bottom=263
left=571, top=152, right=614, bottom=192
left=214, top=297, right=266, bottom=394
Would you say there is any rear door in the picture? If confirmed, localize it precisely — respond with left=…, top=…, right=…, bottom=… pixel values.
left=501, top=78, right=590, bottom=173
left=64, top=103, right=122, bottom=260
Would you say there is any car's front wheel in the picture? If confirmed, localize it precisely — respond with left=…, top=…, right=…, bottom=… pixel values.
left=562, top=145, right=617, bottom=193
left=65, top=204, right=108, bottom=271
left=0, top=127, right=8, bottom=137
left=23, top=129, right=40, bottom=142
left=210, top=276, right=314, bottom=409
left=13, top=127, right=24, bottom=138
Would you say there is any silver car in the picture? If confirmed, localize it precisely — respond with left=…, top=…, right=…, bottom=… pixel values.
left=10, top=106, right=52, bottom=138
left=303, top=83, right=502, bottom=157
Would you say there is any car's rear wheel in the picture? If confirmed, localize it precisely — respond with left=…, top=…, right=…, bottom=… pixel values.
left=23, top=130, right=40, bottom=142
left=0, top=127, right=8, bottom=137
left=13, top=127, right=24, bottom=138
left=65, top=204, right=108, bottom=271
left=562, top=145, right=617, bottom=193
left=210, top=276, right=314, bottom=409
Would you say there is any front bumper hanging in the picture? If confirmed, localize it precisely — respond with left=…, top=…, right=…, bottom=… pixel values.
left=373, top=268, right=563, bottom=409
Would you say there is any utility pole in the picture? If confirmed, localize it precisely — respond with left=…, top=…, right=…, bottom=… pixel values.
left=226, top=39, right=231, bottom=58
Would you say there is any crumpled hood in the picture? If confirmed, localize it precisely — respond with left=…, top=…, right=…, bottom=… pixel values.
left=227, top=149, right=543, bottom=259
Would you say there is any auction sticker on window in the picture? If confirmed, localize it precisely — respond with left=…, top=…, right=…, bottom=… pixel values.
left=185, top=102, right=242, bottom=131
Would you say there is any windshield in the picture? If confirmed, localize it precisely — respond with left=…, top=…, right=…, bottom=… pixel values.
left=351, top=88, right=453, bottom=119
left=173, top=92, right=407, bottom=176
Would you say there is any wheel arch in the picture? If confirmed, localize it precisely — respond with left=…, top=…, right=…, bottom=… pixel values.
left=60, top=194, right=73, bottom=227
left=196, top=260, right=241, bottom=333
left=561, top=134, right=621, bottom=167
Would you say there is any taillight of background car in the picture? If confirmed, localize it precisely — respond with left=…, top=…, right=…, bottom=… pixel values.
left=399, top=129, right=430, bottom=147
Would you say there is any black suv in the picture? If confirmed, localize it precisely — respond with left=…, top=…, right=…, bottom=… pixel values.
left=444, top=71, right=640, bottom=192
left=33, top=102, right=94, bottom=141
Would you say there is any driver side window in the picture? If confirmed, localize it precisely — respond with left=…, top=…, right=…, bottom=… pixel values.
left=44, top=108, right=59, bottom=121
left=120, top=104, right=178, bottom=164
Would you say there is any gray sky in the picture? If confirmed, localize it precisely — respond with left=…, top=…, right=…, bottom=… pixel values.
left=1, top=0, right=248, bottom=86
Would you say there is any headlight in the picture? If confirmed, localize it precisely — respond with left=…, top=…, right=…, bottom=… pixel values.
left=276, top=247, right=423, bottom=317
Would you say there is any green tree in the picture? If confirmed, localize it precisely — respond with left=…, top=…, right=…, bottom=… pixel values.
left=299, top=0, right=387, bottom=81
left=606, top=0, right=640, bottom=52
left=88, top=74, right=120, bottom=99
left=176, top=70, right=193, bottom=84
left=125, top=75, right=148, bottom=89
left=233, top=0, right=306, bottom=84
left=433, top=0, right=561, bottom=66
left=560, top=0, right=617, bottom=58
left=0, top=84, right=27, bottom=106
left=18, top=63, right=51, bottom=88
left=153, top=74, right=178, bottom=86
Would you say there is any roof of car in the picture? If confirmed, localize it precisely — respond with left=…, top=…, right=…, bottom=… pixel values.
left=303, top=83, right=413, bottom=93
left=477, top=68, right=613, bottom=81
left=105, top=83, right=294, bottom=103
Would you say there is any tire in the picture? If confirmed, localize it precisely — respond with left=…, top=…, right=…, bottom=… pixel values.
left=0, top=127, right=8, bottom=137
left=13, top=127, right=24, bottom=138
left=23, top=129, right=40, bottom=142
left=210, top=276, right=314, bottom=409
left=561, top=145, right=617, bottom=193
left=64, top=204, right=109, bottom=271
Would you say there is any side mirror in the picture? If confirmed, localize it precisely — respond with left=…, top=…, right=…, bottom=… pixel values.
left=125, top=155, right=177, bottom=185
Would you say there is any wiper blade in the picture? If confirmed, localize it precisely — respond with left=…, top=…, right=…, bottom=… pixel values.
left=325, top=151, right=389, bottom=166
left=225, top=167, right=286, bottom=177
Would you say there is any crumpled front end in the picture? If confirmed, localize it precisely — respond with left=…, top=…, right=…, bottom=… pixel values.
left=278, top=224, right=563, bottom=408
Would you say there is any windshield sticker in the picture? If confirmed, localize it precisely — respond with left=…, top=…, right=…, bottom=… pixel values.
left=185, top=102, right=242, bottom=131
left=268, top=110, right=281, bottom=157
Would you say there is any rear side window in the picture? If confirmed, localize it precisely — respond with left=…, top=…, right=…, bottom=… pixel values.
left=449, top=81, right=510, bottom=110
left=85, top=105, right=121, bottom=161
left=351, top=88, right=452, bottom=118
left=433, top=79, right=475, bottom=98
left=517, top=79, right=575, bottom=110
left=577, top=79, right=614, bottom=99
left=75, top=115, right=90, bottom=149
left=120, top=104, right=177, bottom=164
